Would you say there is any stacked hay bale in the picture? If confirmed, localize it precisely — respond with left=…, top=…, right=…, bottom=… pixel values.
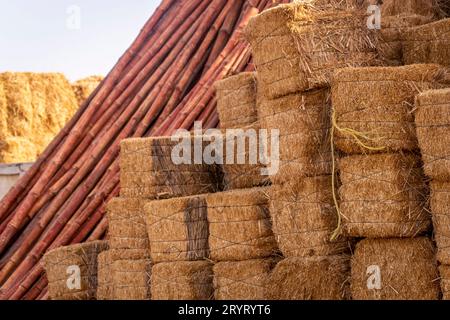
left=415, top=88, right=450, bottom=299
left=71, top=75, right=103, bottom=106
left=332, top=64, right=445, bottom=300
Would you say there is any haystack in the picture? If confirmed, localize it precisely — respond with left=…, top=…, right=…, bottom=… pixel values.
left=144, top=195, right=209, bottom=263
left=339, top=153, right=430, bottom=238
left=403, top=18, right=450, bottom=66
left=151, top=261, right=213, bottom=300
left=415, top=88, right=450, bottom=181
left=245, top=3, right=378, bottom=100
left=96, top=250, right=112, bottom=300
left=430, top=181, right=450, bottom=265
left=213, top=258, right=277, bottom=300
left=269, top=176, right=349, bottom=257
left=265, top=255, right=350, bottom=300
left=332, top=64, right=446, bottom=154
left=206, top=188, right=278, bottom=261
left=440, top=265, right=450, bottom=300
left=42, top=241, right=109, bottom=300
left=72, top=75, right=103, bottom=106
left=351, top=238, right=440, bottom=300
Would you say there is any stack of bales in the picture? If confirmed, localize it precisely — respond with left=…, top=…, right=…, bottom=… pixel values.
left=415, top=88, right=450, bottom=300
left=332, top=64, right=446, bottom=299
left=71, top=76, right=103, bottom=106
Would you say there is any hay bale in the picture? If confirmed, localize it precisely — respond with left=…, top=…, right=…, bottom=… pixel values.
left=72, top=75, right=103, bottom=106
left=439, top=265, right=450, bottom=300
left=258, top=88, right=332, bottom=183
left=415, top=88, right=450, bottom=181
left=430, top=181, right=450, bottom=265
left=151, top=261, right=213, bottom=300
left=206, top=188, right=278, bottom=261
left=144, top=195, right=209, bottom=263
left=332, top=64, right=446, bottom=154
left=213, top=258, right=277, bottom=300
left=269, top=176, right=349, bottom=258
left=351, top=238, right=440, bottom=300
left=245, top=3, right=378, bottom=100
left=0, top=136, right=37, bottom=164
left=96, top=250, right=112, bottom=300
left=372, top=0, right=439, bottom=17
left=339, top=153, right=430, bottom=238
left=43, top=241, right=109, bottom=300
left=403, top=18, right=450, bottom=66
left=265, top=255, right=350, bottom=300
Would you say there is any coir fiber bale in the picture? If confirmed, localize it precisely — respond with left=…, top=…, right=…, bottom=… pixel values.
left=415, top=88, right=450, bottom=181
left=403, top=18, right=450, bottom=66
left=151, top=261, right=213, bottom=300
left=207, top=188, right=277, bottom=261
left=213, top=258, right=278, bottom=300
left=258, top=88, right=332, bottom=183
left=332, top=64, right=446, bottom=154
left=43, top=241, right=109, bottom=300
left=269, top=176, right=349, bottom=258
left=339, top=153, right=430, bottom=238
left=440, top=265, right=450, bottom=300
left=71, top=75, right=103, bottom=106
left=351, top=238, right=440, bottom=300
left=265, top=255, right=350, bottom=300
left=245, top=3, right=378, bottom=100
left=144, top=195, right=209, bottom=263
left=96, top=250, right=113, bottom=300
left=430, top=181, right=450, bottom=265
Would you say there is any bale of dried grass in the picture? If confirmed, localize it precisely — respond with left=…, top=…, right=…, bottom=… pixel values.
left=151, top=261, right=213, bottom=300
left=332, top=64, right=447, bottom=154
left=71, top=75, right=103, bottom=106
left=43, top=240, right=109, bottom=300
left=351, top=238, right=440, bottom=300
left=371, top=0, right=439, bottom=17
left=439, top=265, right=450, bottom=300
left=430, top=181, right=450, bottom=265
left=269, top=176, right=349, bottom=258
left=415, top=88, right=450, bottom=181
left=339, top=153, right=430, bottom=238
left=144, top=195, right=209, bottom=263
left=265, top=255, right=350, bottom=300
left=96, top=250, right=112, bottom=300
left=258, top=88, right=332, bottom=183
left=403, top=18, right=450, bottom=66
left=207, top=188, right=277, bottom=261
left=245, top=3, right=378, bottom=100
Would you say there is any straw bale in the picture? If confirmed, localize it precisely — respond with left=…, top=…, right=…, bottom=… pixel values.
left=71, top=75, right=103, bottom=106
left=96, top=250, right=112, bottom=300
left=332, top=64, right=447, bottom=154
left=144, top=195, right=209, bottom=263
left=245, top=3, right=378, bottom=100
left=206, top=188, right=278, bottom=261
left=415, top=88, right=450, bottom=181
left=269, top=176, right=349, bottom=258
left=265, top=255, right=350, bottom=300
left=371, top=0, right=439, bottom=17
left=43, top=241, right=109, bottom=300
left=440, top=265, right=450, bottom=300
left=339, top=153, right=430, bottom=238
left=151, top=261, right=213, bottom=300
left=430, top=181, right=450, bottom=265
left=351, top=238, right=440, bottom=300
left=213, top=258, right=277, bottom=300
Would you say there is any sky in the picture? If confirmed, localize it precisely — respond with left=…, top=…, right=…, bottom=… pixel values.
left=0, top=0, right=160, bottom=81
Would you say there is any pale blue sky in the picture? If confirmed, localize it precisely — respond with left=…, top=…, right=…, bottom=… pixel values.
left=0, top=1, right=160, bottom=81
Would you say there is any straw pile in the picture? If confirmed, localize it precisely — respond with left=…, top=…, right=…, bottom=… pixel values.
left=151, top=260, right=213, bottom=300
left=71, top=76, right=103, bottom=106
left=42, top=241, right=109, bottom=300
left=245, top=3, right=378, bottom=100
left=0, top=72, right=78, bottom=163
left=440, top=265, right=450, bottom=300
left=206, top=187, right=277, bottom=261
left=144, top=195, right=209, bottom=263
left=415, top=88, right=450, bottom=181
left=265, top=255, right=350, bottom=300
left=403, top=18, right=450, bottom=66
left=430, top=182, right=450, bottom=264
left=351, top=238, right=440, bottom=300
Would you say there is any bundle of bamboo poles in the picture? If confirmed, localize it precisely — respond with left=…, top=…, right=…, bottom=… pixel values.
left=0, top=0, right=290, bottom=300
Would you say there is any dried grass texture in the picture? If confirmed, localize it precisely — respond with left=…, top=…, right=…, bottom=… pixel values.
left=351, top=238, right=440, bottom=300
left=415, top=88, right=450, bottom=181
left=43, top=241, right=109, bottom=300
left=370, top=0, right=439, bottom=17
left=265, top=255, right=350, bottom=300
left=339, top=153, right=430, bottom=238
left=245, top=3, right=378, bottom=100
left=120, top=136, right=218, bottom=199
left=403, top=18, right=450, bottom=66
left=151, top=261, right=213, bottom=300
left=439, top=265, right=450, bottom=300
left=71, top=75, right=103, bottom=106
left=206, top=188, right=278, bottom=261
left=430, top=181, right=450, bottom=265
left=213, top=258, right=278, bottom=300
left=258, top=88, right=332, bottom=183
left=96, top=250, right=112, bottom=300
left=269, top=176, right=349, bottom=258
left=0, top=72, right=78, bottom=163
left=144, top=195, right=209, bottom=263
left=332, top=64, right=446, bottom=154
